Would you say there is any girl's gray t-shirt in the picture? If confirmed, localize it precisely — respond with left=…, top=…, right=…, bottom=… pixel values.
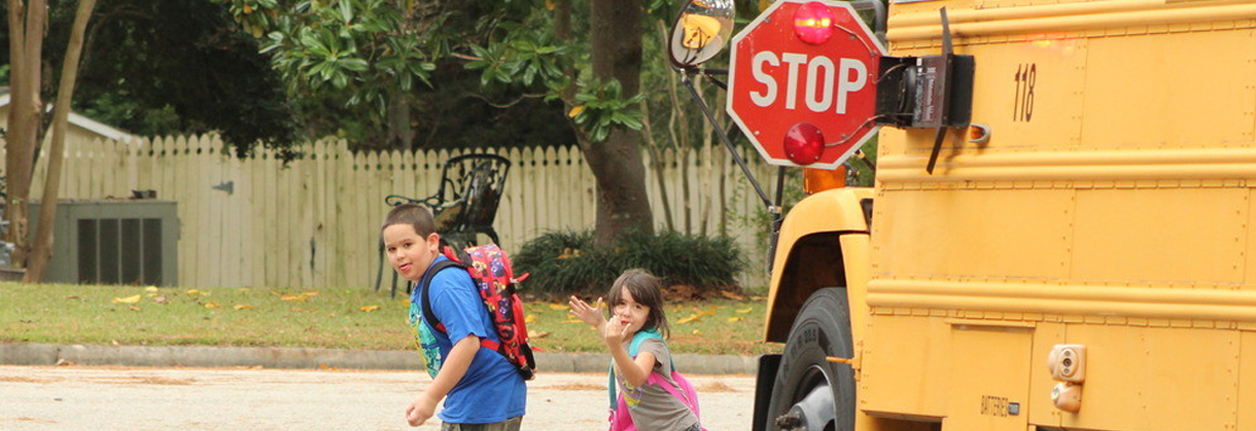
left=616, top=338, right=700, bottom=431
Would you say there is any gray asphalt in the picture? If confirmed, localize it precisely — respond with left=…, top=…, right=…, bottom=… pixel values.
left=1, top=365, right=759, bottom=431
left=0, top=343, right=762, bottom=375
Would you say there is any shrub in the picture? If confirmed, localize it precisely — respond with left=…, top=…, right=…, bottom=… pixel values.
left=514, top=230, right=745, bottom=296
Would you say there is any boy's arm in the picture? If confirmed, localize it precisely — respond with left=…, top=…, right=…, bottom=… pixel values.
left=407, top=335, right=480, bottom=426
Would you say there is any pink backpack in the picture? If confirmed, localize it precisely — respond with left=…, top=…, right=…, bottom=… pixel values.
left=608, top=329, right=705, bottom=431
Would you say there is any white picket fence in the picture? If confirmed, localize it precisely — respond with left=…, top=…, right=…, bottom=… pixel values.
left=7, top=135, right=777, bottom=289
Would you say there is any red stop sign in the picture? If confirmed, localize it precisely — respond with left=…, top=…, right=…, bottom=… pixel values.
left=726, top=0, right=886, bottom=169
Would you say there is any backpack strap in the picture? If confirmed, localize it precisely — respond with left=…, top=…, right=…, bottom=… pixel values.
left=418, top=256, right=513, bottom=355
left=418, top=258, right=466, bottom=334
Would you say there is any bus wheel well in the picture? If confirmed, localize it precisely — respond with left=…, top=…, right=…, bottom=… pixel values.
left=766, top=232, right=846, bottom=343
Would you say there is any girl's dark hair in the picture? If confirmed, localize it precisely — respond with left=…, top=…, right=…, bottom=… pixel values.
left=605, top=268, right=670, bottom=338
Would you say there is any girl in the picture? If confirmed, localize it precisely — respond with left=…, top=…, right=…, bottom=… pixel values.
left=569, top=269, right=701, bottom=431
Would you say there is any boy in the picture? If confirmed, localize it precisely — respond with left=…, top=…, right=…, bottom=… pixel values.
left=382, top=204, right=527, bottom=430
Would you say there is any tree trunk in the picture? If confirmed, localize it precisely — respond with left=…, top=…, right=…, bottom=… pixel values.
left=387, top=95, right=415, bottom=149
left=586, top=0, right=652, bottom=245
left=4, top=0, right=48, bottom=268
left=26, top=0, right=99, bottom=282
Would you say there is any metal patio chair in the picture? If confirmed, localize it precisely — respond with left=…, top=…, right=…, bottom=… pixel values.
left=374, top=153, right=512, bottom=297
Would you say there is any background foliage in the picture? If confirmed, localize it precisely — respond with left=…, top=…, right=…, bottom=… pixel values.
left=514, top=230, right=745, bottom=296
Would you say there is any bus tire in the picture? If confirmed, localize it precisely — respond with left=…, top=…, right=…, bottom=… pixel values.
left=766, top=287, right=856, bottom=431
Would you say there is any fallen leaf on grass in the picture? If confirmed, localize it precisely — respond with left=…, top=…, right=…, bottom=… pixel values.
left=735, top=307, right=754, bottom=314
left=727, top=317, right=743, bottom=323
left=302, top=291, right=320, bottom=297
left=317, top=364, right=339, bottom=371
left=719, top=291, right=745, bottom=300
left=233, top=304, right=254, bottom=310
left=691, top=307, right=716, bottom=317
left=281, top=293, right=308, bottom=302
left=128, top=305, right=142, bottom=311
left=360, top=305, right=380, bottom=312
left=186, top=289, right=210, bottom=296
left=112, top=294, right=142, bottom=304
left=547, top=303, right=568, bottom=310
left=64, top=295, right=79, bottom=299
left=153, top=296, right=168, bottom=304
left=204, top=302, right=220, bottom=308
left=562, top=319, right=583, bottom=324
left=691, top=329, right=703, bottom=335
left=525, top=314, right=537, bottom=323
left=676, top=314, right=701, bottom=324
left=529, top=331, right=551, bottom=339
left=144, top=286, right=159, bottom=292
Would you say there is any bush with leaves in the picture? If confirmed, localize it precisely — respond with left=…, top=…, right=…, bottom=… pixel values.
left=514, top=230, right=745, bottom=297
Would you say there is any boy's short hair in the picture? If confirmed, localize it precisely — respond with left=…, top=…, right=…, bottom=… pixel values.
left=381, top=203, right=438, bottom=237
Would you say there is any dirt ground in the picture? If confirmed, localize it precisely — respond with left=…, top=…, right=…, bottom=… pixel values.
left=0, top=365, right=757, bottom=430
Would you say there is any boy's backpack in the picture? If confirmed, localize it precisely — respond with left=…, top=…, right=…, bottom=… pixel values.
left=608, top=329, right=704, bottom=431
left=415, top=243, right=537, bottom=380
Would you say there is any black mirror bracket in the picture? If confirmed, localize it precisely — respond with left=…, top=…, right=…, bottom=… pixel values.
left=872, top=7, right=976, bottom=174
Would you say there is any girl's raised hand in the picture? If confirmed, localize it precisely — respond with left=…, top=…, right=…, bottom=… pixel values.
left=603, top=312, right=630, bottom=347
left=568, top=296, right=607, bottom=330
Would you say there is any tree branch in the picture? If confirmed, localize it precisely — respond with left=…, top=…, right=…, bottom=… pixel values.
left=465, top=92, right=546, bottom=109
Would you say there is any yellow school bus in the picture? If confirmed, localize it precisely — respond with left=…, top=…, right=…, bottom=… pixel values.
left=736, top=0, right=1256, bottom=431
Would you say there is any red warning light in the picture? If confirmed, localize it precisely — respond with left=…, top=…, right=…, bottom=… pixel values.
left=784, top=122, right=826, bottom=165
left=793, top=2, right=836, bottom=45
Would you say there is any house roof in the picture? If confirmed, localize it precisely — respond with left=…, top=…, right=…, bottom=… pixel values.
left=0, top=92, right=136, bottom=142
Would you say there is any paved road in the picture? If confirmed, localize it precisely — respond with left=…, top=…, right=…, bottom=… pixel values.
left=1, top=365, right=757, bottom=431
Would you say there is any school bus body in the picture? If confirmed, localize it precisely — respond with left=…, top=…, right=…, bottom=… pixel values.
left=763, top=1, right=1256, bottom=430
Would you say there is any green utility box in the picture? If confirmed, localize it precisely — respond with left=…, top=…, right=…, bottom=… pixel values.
left=29, top=200, right=179, bottom=286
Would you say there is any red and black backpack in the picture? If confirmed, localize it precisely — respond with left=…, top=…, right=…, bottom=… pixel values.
left=418, top=243, right=537, bottom=380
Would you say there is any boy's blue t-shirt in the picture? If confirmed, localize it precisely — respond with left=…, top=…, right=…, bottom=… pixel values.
left=411, top=255, right=527, bottom=424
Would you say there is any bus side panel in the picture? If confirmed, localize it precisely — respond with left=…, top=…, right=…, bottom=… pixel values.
left=1241, top=331, right=1256, bottom=431
left=1059, top=325, right=1240, bottom=431
left=941, top=324, right=1032, bottom=431
left=861, top=315, right=951, bottom=420
left=871, top=187, right=1073, bottom=280
left=1080, top=31, right=1256, bottom=150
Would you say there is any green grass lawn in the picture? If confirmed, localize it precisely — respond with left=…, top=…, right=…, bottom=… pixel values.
left=0, top=282, right=781, bottom=356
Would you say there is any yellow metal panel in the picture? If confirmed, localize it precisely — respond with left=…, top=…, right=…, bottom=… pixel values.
left=976, top=0, right=1087, bottom=10
left=963, top=38, right=1088, bottom=153
left=1071, top=188, right=1246, bottom=284
left=878, top=37, right=1089, bottom=172
left=1028, top=322, right=1066, bottom=429
left=861, top=315, right=950, bottom=419
left=1080, top=31, right=1256, bottom=149
left=842, top=234, right=873, bottom=345
left=942, top=324, right=1033, bottom=431
left=1241, top=331, right=1256, bottom=431
left=1059, top=325, right=1240, bottom=431
left=872, top=188, right=1072, bottom=279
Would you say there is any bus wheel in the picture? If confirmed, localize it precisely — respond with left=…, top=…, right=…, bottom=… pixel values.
left=766, top=287, right=856, bottom=431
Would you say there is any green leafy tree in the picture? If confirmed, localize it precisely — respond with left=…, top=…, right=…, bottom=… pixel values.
left=223, top=0, right=445, bottom=149
left=2, top=0, right=302, bottom=157
left=229, top=0, right=657, bottom=244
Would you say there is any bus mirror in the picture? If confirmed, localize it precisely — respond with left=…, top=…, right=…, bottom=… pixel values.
left=667, top=0, right=736, bottom=69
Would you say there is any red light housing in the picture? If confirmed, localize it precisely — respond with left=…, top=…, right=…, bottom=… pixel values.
left=784, top=122, right=825, bottom=165
left=793, top=2, right=835, bottom=45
